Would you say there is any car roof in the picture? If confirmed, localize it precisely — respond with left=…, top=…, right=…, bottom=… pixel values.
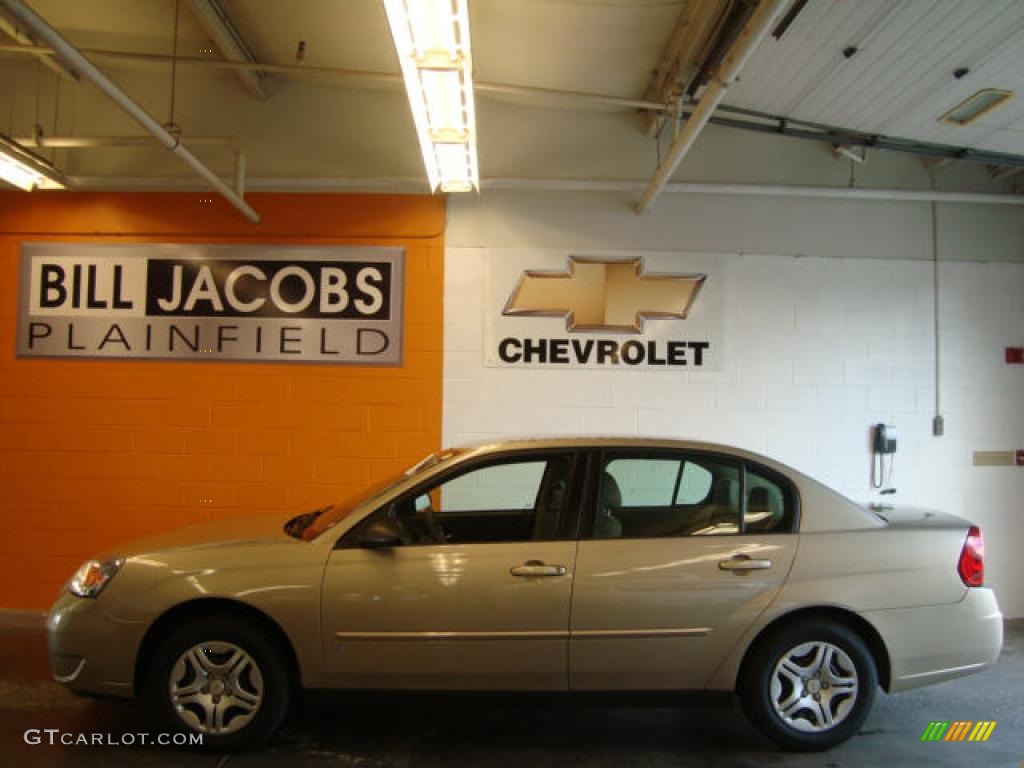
left=452, top=436, right=782, bottom=465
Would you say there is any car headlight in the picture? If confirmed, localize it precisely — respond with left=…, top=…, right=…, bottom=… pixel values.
left=68, top=559, right=122, bottom=598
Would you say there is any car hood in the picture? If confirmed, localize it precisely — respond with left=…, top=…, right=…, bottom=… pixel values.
left=98, top=512, right=302, bottom=558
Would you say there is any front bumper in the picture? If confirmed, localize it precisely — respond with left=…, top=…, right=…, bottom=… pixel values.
left=863, top=587, right=1003, bottom=692
left=47, top=591, right=143, bottom=698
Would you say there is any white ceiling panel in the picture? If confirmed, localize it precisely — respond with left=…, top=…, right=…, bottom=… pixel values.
left=724, top=0, right=1024, bottom=157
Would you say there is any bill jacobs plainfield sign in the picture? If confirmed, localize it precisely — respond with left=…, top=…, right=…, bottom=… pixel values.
left=17, top=243, right=405, bottom=365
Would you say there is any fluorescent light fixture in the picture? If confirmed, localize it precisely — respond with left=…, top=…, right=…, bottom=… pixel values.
left=938, top=89, right=1014, bottom=127
left=382, top=0, right=479, bottom=193
left=0, top=134, right=68, bottom=191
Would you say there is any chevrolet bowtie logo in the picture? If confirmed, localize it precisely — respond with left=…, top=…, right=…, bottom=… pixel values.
left=503, top=256, right=706, bottom=333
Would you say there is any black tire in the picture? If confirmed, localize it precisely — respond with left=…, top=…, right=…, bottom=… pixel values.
left=145, top=616, right=290, bottom=749
left=739, top=619, right=877, bottom=751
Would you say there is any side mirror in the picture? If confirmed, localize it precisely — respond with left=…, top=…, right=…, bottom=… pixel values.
left=357, top=517, right=405, bottom=549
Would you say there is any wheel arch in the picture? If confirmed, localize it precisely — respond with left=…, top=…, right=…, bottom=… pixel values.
left=133, top=597, right=303, bottom=696
left=737, top=606, right=892, bottom=692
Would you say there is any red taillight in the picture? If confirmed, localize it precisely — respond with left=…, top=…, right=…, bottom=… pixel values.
left=957, top=526, right=985, bottom=587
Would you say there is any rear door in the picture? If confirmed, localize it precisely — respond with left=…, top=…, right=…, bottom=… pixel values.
left=569, top=449, right=799, bottom=690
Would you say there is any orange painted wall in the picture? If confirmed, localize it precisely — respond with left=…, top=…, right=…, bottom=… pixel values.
left=0, top=191, right=445, bottom=610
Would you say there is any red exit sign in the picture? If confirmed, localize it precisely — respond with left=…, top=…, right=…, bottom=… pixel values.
left=1007, top=347, right=1024, bottom=364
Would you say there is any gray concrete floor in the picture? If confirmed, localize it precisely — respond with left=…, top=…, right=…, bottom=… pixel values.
left=0, top=612, right=1020, bottom=767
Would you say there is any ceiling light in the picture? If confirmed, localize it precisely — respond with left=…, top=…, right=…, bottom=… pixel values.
left=938, top=89, right=1014, bottom=127
left=0, top=134, right=68, bottom=191
left=382, top=0, right=479, bottom=193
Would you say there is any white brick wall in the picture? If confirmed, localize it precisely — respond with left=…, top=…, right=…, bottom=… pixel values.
left=444, top=245, right=1024, bottom=617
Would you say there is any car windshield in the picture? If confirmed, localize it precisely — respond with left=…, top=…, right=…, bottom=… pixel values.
left=287, top=449, right=461, bottom=541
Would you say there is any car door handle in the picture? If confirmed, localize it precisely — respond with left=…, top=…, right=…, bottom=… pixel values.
left=718, top=555, right=772, bottom=572
left=510, top=560, right=566, bottom=577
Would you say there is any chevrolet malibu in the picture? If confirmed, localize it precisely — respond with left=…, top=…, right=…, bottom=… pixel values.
left=48, top=438, right=1003, bottom=751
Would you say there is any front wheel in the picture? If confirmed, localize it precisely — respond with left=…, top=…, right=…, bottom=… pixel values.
left=146, top=616, right=290, bottom=748
left=740, top=620, right=877, bottom=751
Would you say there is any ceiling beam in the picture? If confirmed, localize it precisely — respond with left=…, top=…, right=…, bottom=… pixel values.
left=0, top=10, right=78, bottom=81
left=0, top=0, right=260, bottom=222
left=4, top=36, right=1023, bottom=174
left=636, top=0, right=791, bottom=214
left=187, top=0, right=267, bottom=99
left=639, top=0, right=729, bottom=136
left=989, top=165, right=1023, bottom=181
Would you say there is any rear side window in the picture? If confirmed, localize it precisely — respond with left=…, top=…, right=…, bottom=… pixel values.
left=744, top=466, right=794, bottom=533
left=593, top=452, right=798, bottom=539
left=599, top=454, right=741, bottom=539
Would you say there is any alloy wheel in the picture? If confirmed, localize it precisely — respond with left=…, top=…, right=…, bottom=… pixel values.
left=168, top=640, right=264, bottom=735
left=769, top=640, right=858, bottom=733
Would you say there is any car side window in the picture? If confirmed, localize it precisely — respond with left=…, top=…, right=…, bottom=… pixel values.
left=351, top=455, right=574, bottom=547
left=675, top=461, right=713, bottom=505
left=597, top=454, right=740, bottom=539
left=743, top=466, right=793, bottom=534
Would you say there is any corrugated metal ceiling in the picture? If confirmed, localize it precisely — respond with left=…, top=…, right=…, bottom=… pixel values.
left=725, top=0, right=1024, bottom=155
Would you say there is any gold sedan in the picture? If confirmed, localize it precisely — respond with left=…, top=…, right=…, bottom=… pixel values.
left=48, top=438, right=1003, bottom=751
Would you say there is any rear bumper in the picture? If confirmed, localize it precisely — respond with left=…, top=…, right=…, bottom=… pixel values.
left=863, top=587, right=1003, bottom=692
left=47, top=591, right=142, bottom=699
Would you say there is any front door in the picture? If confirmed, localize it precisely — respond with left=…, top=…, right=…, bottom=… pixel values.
left=322, top=451, right=580, bottom=690
left=569, top=450, right=798, bottom=690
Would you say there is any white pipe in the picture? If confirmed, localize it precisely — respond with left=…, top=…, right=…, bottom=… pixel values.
left=658, top=182, right=1024, bottom=205
left=931, top=199, right=942, bottom=432
left=0, top=42, right=666, bottom=113
left=17, top=134, right=250, bottom=204
left=234, top=148, right=245, bottom=196
left=833, top=145, right=866, bottom=165
left=0, top=0, right=260, bottom=223
left=63, top=174, right=1024, bottom=205
left=67, top=175, right=431, bottom=193
left=16, top=135, right=240, bottom=148
left=473, top=81, right=665, bottom=112
left=486, top=178, right=1024, bottom=205
left=636, top=0, right=791, bottom=214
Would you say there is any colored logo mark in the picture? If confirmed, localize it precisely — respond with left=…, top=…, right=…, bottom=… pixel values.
left=504, top=256, right=705, bottom=333
left=921, top=721, right=996, bottom=742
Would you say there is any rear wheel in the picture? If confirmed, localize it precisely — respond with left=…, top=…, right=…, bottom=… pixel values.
left=740, top=620, right=877, bottom=751
left=146, top=616, right=290, bottom=748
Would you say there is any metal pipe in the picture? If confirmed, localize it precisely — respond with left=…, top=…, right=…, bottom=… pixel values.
left=16, top=134, right=240, bottom=148
left=17, top=133, right=250, bottom=199
left=705, top=111, right=1024, bottom=169
left=482, top=178, right=1024, bottom=205
left=931, top=198, right=943, bottom=435
left=0, top=0, right=259, bottom=223
left=0, top=42, right=662, bottom=112
left=833, top=145, right=866, bottom=165
left=234, top=147, right=245, bottom=196
left=666, top=182, right=1024, bottom=205
left=636, top=0, right=791, bottom=214
left=62, top=174, right=1024, bottom=205
left=10, top=39, right=1023, bottom=171
left=473, top=81, right=665, bottom=112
